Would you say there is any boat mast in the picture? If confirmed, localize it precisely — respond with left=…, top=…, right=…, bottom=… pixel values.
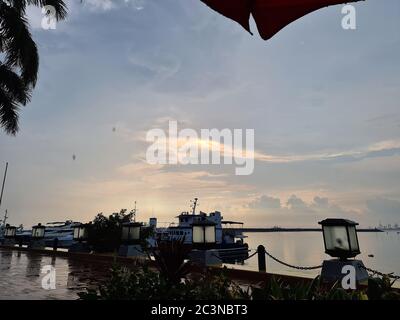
left=132, top=201, right=137, bottom=222
left=191, top=198, right=198, bottom=215
left=0, top=162, right=8, bottom=216
left=2, top=210, right=8, bottom=226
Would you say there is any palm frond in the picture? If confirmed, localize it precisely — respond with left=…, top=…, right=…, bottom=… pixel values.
left=0, top=87, right=20, bottom=135
left=0, top=63, right=31, bottom=105
left=0, top=2, right=39, bottom=87
left=5, top=0, right=68, bottom=20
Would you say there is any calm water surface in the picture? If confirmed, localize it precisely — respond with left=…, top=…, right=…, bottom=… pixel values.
left=1, top=231, right=399, bottom=299
left=234, top=231, right=400, bottom=283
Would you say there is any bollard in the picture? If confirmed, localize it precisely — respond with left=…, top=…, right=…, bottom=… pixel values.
left=53, top=238, right=59, bottom=251
left=257, top=245, right=266, bottom=272
left=18, top=237, right=23, bottom=248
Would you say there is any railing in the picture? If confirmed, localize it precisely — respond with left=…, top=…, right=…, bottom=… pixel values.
left=1, top=240, right=399, bottom=285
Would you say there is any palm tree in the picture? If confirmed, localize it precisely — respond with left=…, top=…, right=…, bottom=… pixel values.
left=0, top=0, right=67, bottom=135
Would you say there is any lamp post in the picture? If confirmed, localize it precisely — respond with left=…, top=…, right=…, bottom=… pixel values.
left=189, top=220, right=221, bottom=266
left=118, top=222, right=144, bottom=257
left=73, top=224, right=88, bottom=243
left=69, top=223, right=91, bottom=253
left=2, top=225, right=16, bottom=246
left=318, top=218, right=368, bottom=287
left=4, top=225, right=16, bottom=239
left=28, top=223, right=46, bottom=249
left=192, top=221, right=216, bottom=250
left=319, top=218, right=360, bottom=260
left=31, top=223, right=46, bottom=239
left=121, top=222, right=141, bottom=244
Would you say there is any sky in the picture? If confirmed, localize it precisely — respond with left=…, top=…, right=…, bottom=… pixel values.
left=1, top=0, right=400, bottom=228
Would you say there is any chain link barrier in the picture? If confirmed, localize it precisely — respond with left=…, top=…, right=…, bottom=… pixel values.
left=147, top=246, right=399, bottom=280
left=211, top=248, right=258, bottom=261
left=358, top=263, right=400, bottom=281
left=262, top=248, right=322, bottom=270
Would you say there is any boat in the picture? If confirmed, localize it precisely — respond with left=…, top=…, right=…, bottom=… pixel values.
left=14, top=220, right=82, bottom=248
left=154, top=198, right=249, bottom=262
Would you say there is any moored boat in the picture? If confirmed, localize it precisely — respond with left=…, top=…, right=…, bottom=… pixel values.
left=154, top=199, right=249, bottom=262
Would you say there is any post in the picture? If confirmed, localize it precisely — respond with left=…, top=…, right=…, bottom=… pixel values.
left=18, top=237, right=23, bottom=247
left=0, top=162, right=8, bottom=210
left=53, top=238, right=59, bottom=251
left=257, top=245, right=266, bottom=272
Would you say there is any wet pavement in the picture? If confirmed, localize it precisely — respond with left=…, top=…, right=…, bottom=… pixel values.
left=0, top=248, right=110, bottom=300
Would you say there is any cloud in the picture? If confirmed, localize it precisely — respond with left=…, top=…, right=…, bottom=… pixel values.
left=286, top=195, right=308, bottom=210
left=246, top=194, right=359, bottom=219
left=254, top=139, right=400, bottom=164
left=313, top=196, right=329, bottom=208
left=246, top=195, right=281, bottom=209
left=81, top=0, right=146, bottom=11
left=137, top=118, right=400, bottom=168
left=366, top=197, right=400, bottom=224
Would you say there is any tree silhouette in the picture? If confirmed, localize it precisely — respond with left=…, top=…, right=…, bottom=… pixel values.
left=0, top=0, right=67, bottom=135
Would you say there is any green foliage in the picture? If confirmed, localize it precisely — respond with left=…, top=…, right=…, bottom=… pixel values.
left=368, top=275, right=400, bottom=300
left=139, top=226, right=154, bottom=250
left=79, top=267, right=400, bottom=300
left=152, top=238, right=192, bottom=284
left=184, top=268, right=251, bottom=300
left=87, top=209, right=131, bottom=253
left=0, top=0, right=67, bottom=134
left=251, top=274, right=400, bottom=300
left=78, top=265, right=250, bottom=300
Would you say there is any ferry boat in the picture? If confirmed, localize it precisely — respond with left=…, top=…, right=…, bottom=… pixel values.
left=154, top=199, right=249, bottom=262
left=14, top=220, right=81, bottom=248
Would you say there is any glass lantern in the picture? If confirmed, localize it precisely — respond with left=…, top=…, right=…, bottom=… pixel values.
left=121, top=222, right=142, bottom=244
left=31, top=224, right=46, bottom=239
left=73, top=224, right=88, bottom=242
left=319, top=218, right=360, bottom=259
left=192, top=220, right=216, bottom=249
left=4, top=226, right=17, bottom=239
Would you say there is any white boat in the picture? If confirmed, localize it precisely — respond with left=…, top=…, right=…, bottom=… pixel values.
left=15, top=220, right=82, bottom=248
left=154, top=199, right=249, bottom=262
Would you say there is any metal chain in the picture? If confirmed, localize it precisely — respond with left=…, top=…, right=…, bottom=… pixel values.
left=263, top=249, right=322, bottom=270
left=211, top=249, right=258, bottom=261
left=358, top=264, right=400, bottom=281
left=244, top=249, right=258, bottom=260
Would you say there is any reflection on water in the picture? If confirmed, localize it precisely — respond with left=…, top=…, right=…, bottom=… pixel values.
left=0, top=249, right=110, bottom=300
left=1, top=232, right=399, bottom=299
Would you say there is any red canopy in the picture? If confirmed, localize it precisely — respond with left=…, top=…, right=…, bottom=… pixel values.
left=201, top=0, right=363, bottom=40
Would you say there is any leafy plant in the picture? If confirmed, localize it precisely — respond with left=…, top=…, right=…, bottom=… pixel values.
left=368, top=275, right=400, bottom=300
left=78, top=265, right=250, bottom=300
left=151, top=238, right=192, bottom=284
left=87, top=209, right=132, bottom=253
left=184, top=268, right=251, bottom=300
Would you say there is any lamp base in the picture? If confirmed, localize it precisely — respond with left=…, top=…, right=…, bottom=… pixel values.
left=28, top=239, right=46, bottom=250
left=188, top=249, right=222, bottom=267
left=321, top=259, right=369, bottom=287
left=118, top=244, right=146, bottom=257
